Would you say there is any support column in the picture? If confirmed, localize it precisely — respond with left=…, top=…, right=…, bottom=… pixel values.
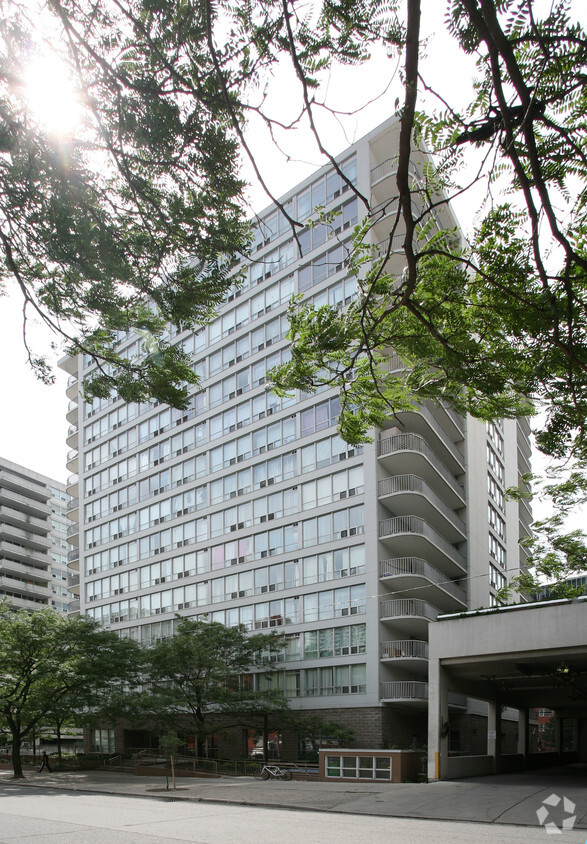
left=427, top=658, right=449, bottom=781
left=487, top=699, right=502, bottom=773
left=553, top=716, right=562, bottom=755
left=517, top=708, right=528, bottom=758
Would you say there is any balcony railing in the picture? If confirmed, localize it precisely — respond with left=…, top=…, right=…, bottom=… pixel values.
left=380, top=681, right=429, bottom=701
left=377, top=475, right=466, bottom=536
left=67, top=497, right=79, bottom=512
left=378, top=516, right=467, bottom=572
left=68, top=573, right=80, bottom=588
left=371, top=157, right=396, bottom=183
left=380, top=354, right=406, bottom=373
left=68, top=548, right=79, bottom=563
left=66, top=523, right=79, bottom=538
left=404, top=404, right=464, bottom=470
left=371, top=158, right=421, bottom=185
left=379, top=557, right=467, bottom=604
left=377, top=434, right=464, bottom=501
left=380, top=598, right=439, bottom=622
left=380, top=639, right=429, bottom=660
left=380, top=681, right=467, bottom=707
left=68, top=599, right=80, bottom=613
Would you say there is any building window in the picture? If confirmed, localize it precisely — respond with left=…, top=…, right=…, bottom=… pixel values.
left=326, top=754, right=391, bottom=780
left=90, top=729, right=115, bottom=754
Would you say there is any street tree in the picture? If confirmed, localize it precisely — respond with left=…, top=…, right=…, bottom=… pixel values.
left=0, top=603, right=142, bottom=777
left=1, top=1, right=585, bottom=451
left=2, top=2, right=587, bottom=581
left=271, top=1, right=587, bottom=461
left=141, top=617, right=286, bottom=757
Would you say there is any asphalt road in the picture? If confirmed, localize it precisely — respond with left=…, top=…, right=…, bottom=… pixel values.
left=0, top=786, right=586, bottom=844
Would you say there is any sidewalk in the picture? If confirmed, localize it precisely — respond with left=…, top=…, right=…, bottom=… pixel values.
left=1, top=763, right=586, bottom=830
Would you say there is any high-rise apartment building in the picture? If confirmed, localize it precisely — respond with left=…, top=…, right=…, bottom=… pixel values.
left=61, top=116, right=531, bottom=750
left=0, top=457, right=71, bottom=613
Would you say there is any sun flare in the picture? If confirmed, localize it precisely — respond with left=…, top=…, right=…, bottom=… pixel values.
left=23, top=50, right=81, bottom=136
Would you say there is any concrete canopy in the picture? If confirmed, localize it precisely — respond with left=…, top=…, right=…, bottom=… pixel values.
left=433, top=599, right=587, bottom=714
left=427, top=597, right=587, bottom=779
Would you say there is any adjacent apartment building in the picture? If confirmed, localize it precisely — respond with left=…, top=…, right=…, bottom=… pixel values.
left=61, top=115, right=532, bottom=751
left=0, top=457, right=71, bottom=613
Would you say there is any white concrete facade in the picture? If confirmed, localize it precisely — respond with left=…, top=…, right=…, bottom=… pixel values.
left=61, top=116, right=532, bottom=747
left=0, top=457, right=71, bottom=612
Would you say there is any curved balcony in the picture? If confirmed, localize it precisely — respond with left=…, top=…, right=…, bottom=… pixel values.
left=392, top=405, right=465, bottom=476
left=380, top=681, right=467, bottom=708
left=67, top=572, right=80, bottom=595
left=380, top=640, right=428, bottom=673
left=68, top=599, right=81, bottom=615
left=66, top=523, right=79, bottom=546
left=66, top=496, right=79, bottom=512
left=377, top=434, right=464, bottom=509
left=380, top=597, right=439, bottom=638
left=66, top=474, right=79, bottom=498
left=68, top=548, right=79, bottom=564
left=380, top=557, right=467, bottom=612
left=66, top=399, right=78, bottom=425
left=380, top=680, right=429, bottom=706
left=66, top=375, right=78, bottom=400
left=379, top=516, right=466, bottom=578
left=66, top=424, right=78, bottom=449
left=378, top=474, right=466, bottom=542
left=66, top=449, right=78, bottom=474
left=66, top=497, right=79, bottom=523
left=436, top=400, right=465, bottom=439
left=380, top=354, right=406, bottom=374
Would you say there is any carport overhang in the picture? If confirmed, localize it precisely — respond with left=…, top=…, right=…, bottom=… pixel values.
left=427, top=597, right=587, bottom=780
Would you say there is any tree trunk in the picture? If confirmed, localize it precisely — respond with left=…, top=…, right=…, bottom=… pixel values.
left=56, top=723, right=63, bottom=761
left=263, top=714, right=269, bottom=764
left=11, top=737, right=24, bottom=779
left=195, top=710, right=206, bottom=758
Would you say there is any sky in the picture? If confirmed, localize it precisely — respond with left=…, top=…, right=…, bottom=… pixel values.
left=0, top=1, right=583, bottom=489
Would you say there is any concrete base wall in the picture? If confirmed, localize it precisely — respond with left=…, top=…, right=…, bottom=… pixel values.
left=318, top=749, right=423, bottom=783
left=444, top=755, right=493, bottom=779
left=89, top=706, right=431, bottom=762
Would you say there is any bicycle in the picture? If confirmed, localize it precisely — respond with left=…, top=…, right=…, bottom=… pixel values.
left=254, top=764, right=293, bottom=781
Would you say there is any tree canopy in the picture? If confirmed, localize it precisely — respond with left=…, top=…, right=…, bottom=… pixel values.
left=0, top=603, right=141, bottom=777
left=2, top=1, right=587, bottom=580
left=0, top=1, right=584, bottom=444
left=139, top=616, right=285, bottom=756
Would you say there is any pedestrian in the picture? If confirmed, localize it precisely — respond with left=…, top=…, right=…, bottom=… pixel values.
left=38, top=751, right=52, bottom=773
